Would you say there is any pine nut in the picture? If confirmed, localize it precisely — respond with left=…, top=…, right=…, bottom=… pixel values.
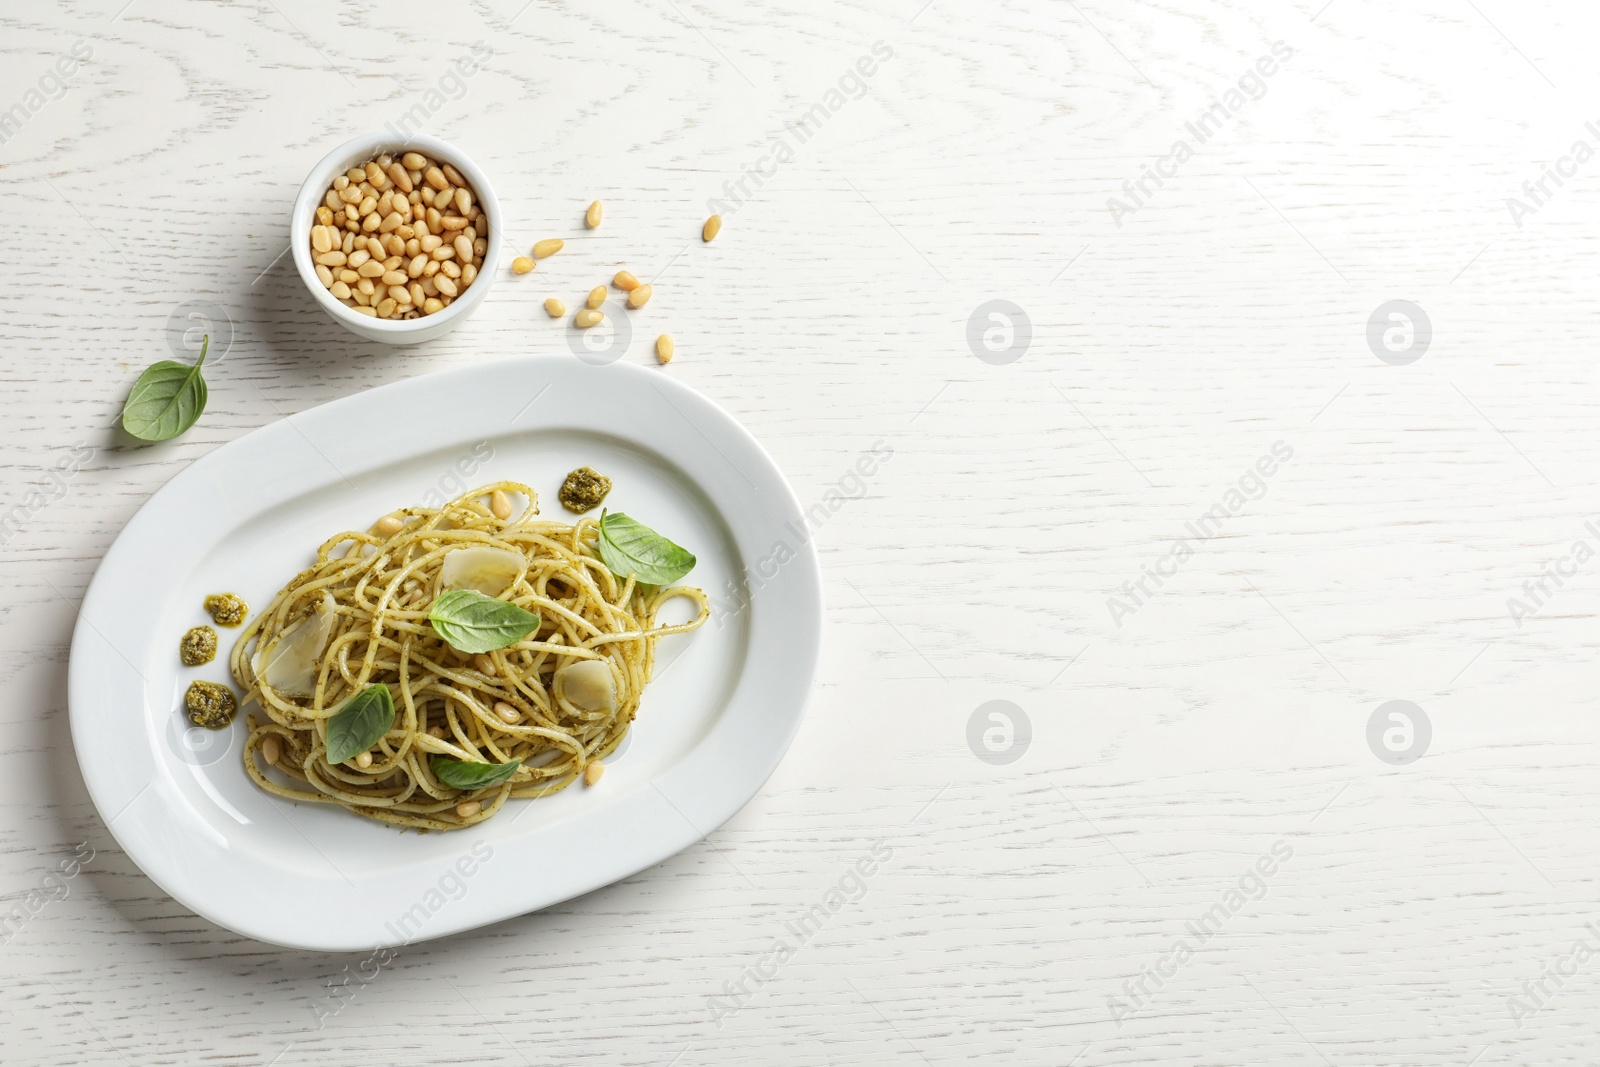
left=532, top=238, right=563, bottom=258
left=627, top=284, right=652, bottom=308
left=473, top=653, right=496, bottom=676
left=587, top=285, right=606, bottom=309
left=493, top=701, right=519, bottom=724
left=545, top=297, right=565, bottom=317
left=330, top=281, right=352, bottom=299
left=427, top=725, right=445, bottom=738
left=703, top=214, right=721, bottom=241
left=375, top=514, right=405, bottom=536
left=584, top=761, right=605, bottom=786
left=613, top=270, right=639, bottom=291
left=505, top=257, right=533, bottom=276
left=315, top=151, right=486, bottom=318
left=656, top=334, right=674, bottom=363
left=586, top=200, right=602, bottom=228
left=490, top=489, right=512, bottom=519
left=261, top=734, right=283, bottom=765
left=353, top=751, right=373, bottom=769
left=575, top=308, right=603, bottom=328
left=455, top=800, right=481, bottom=818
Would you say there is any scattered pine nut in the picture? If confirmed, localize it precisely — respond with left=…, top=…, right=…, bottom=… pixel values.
left=493, top=701, right=520, bottom=724
left=455, top=800, right=482, bottom=818
left=613, top=270, right=639, bottom=291
left=656, top=334, right=674, bottom=364
left=532, top=238, right=564, bottom=258
left=261, top=734, right=283, bottom=766
left=490, top=489, right=513, bottom=519
left=627, top=284, right=652, bottom=309
left=511, top=256, right=535, bottom=274
left=545, top=297, right=566, bottom=317
left=474, top=653, right=497, bottom=676
left=587, top=285, right=606, bottom=310
left=586, top=200, right=603, bottom=228
left=584, top=761, right=605, bottom=786
left=427, top=725, right=445, bottom=738
left=374, top=514, right=404, bottom=537
left=575, top=308, right=603, bottom=328
left=355, top=751, right=373, bottom=770
left=702, top=215, right=721, bottom=242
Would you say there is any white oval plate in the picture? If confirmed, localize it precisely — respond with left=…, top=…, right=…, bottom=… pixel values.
left=68, top=356, right=821, bottom=951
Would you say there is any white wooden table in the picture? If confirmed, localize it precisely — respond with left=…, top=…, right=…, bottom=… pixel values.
left=3, top=0, right=1598, bottom=1062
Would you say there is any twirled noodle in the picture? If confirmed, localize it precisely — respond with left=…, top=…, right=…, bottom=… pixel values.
left=230, top=481, right=707, bottom=831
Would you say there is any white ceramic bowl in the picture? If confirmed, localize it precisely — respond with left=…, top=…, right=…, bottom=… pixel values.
left=291, top=132, right=501, bottom=345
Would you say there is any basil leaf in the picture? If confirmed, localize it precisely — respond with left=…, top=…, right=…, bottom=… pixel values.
left=432, top=756, right=522, bottom=790
left=597, top=511, right=696, bottom=585
left=122, top=335, right=210, bottom=442
left=428, top=589, right=540, bottom=653
left=325, top=683, right=395, bottom=764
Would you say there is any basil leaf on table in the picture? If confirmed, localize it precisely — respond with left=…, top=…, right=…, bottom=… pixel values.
left=432, top=756, right=522, bottom=790
left=122, top=335, right=210, bottom=441
left=596, top=511, right=696, bottom=585
left=428, top=589, right=540, bottom=653
left=325, top=683, right=395, bottom=765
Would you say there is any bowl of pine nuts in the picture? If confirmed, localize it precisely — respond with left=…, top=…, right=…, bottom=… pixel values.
left=292, top=132, right=501, bottom=345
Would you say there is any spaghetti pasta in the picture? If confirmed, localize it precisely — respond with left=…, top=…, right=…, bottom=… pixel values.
left=231, top=481, right=707, bottom=831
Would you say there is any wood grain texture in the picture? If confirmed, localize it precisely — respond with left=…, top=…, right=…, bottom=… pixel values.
left=3, top=0, right=1599, bottom=1062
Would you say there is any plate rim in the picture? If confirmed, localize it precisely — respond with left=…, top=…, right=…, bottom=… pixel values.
left=68, top=355, right=821, bottom=950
